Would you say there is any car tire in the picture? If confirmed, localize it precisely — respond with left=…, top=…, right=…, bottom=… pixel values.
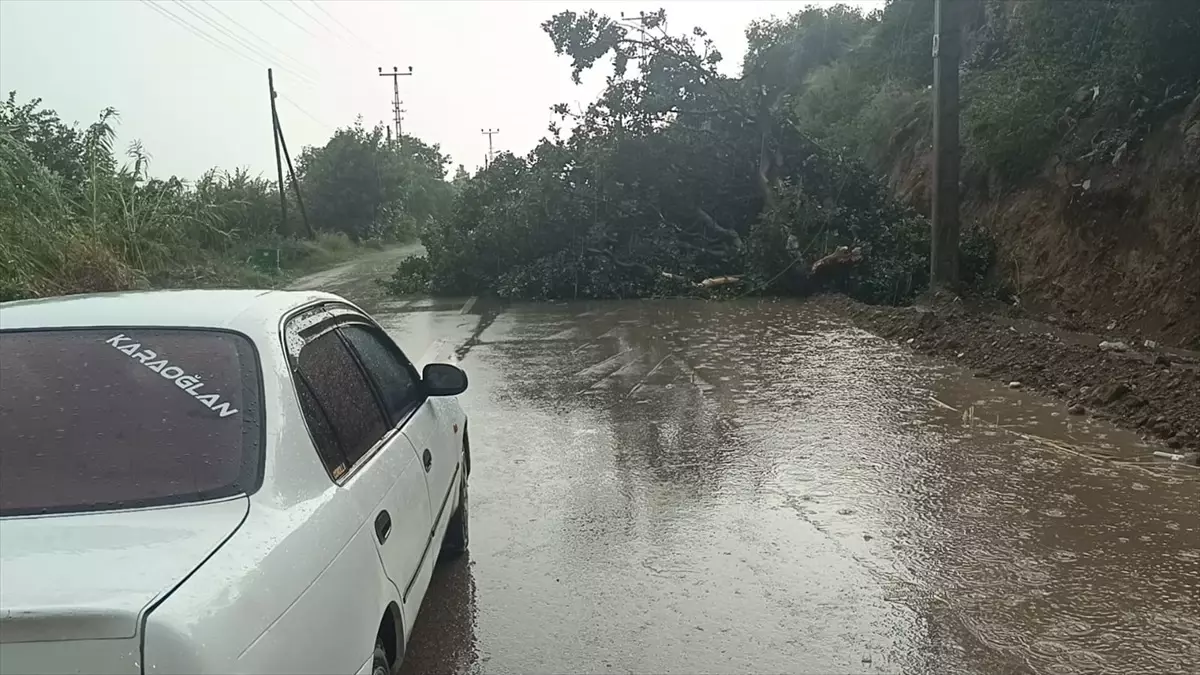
left=372, top=639, right=390, bottom=675
left=441, top=471, right=468, bottom=556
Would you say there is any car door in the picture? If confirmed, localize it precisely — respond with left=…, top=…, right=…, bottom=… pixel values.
left=334, top=321, right=457, bottom=615
left=286, top=311, right=433, bottom=633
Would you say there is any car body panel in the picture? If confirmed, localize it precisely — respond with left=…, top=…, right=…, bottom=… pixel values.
left=0, top=290, right=469, bottom=674
left=400, top=447, right=461, bottom=629
left=338, top=426, right=433, bottom=641
left=0, top=290, right=332, bottom=333
left=143, top=493, right=400, bottom=674
left=0, top=497, right=249, bottom=641
left=0, top=638, right=140, bottom=675
left=0, top=497, right=249, bottom=675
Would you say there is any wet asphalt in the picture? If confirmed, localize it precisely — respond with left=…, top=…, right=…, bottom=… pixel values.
left=294, top=255, right=1200, bottom=675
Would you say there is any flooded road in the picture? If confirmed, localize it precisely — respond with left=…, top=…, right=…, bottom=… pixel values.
left=305, top=261, right=1199, bottom=674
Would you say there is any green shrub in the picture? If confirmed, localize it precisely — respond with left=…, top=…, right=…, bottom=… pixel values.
left=792, top=60, right=878, bottom=151
left=962, top=60, right=1071, bottom=182
left=385, top=255, right=432, bottom=295
left=1, top=93, right=446, bottom=300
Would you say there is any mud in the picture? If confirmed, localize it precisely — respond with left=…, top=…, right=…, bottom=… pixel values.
left=831, top=293, right=1200, bottom=458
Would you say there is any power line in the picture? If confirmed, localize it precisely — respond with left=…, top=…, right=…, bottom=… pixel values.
left=282, top=0, right=393, bottom=74
left=140, top=0, right=315, bottom=91
left=288, top=0, right=324, bottom=25
left=259, top=0, right=321, bottom=40
left=278, top=92, right=334, bottom=130
left=200, top=0, right=319, bottom=79
left=309, top=1, right=389, bottom=62
left=170, top=0, right=318, bottom=86
left=287, top=0, right=347, bottom=45
left=286, top=0, right=378, bottom=67
left=141, top=1, right=332, bottom=134
left=140, top=1, right=264, bottom=71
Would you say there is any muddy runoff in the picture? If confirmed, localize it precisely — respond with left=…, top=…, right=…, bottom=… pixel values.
left=839, top=294, right=1200, bottom=457
left=310, top=264, right=1197, bottom=674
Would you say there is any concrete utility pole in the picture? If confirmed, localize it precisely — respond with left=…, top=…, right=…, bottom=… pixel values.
left=931, top=0, right=962, bottom=289
left=267, top=69, right=313, bottom=239
left=378, top=65, right=413, bottom=146
left=481, top=128, right=500, bottom=169
left=268, top=69, right=287, bottom=234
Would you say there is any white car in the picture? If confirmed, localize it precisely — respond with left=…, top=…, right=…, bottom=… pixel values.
left=0, top=290, right=471, bottom=675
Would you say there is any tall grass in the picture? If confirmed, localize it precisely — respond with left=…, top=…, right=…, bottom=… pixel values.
left=0, top=102, right=350, bottom=301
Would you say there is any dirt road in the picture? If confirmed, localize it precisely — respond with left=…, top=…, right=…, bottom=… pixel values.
left=299, top=253, right=1199, bottom=675
left=288, top=242, right=423, bottom=310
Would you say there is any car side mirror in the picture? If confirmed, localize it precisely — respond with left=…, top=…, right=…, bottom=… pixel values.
left=423, top=363, right=468, bottom=396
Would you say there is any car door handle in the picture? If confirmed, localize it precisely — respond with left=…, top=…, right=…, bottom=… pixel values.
left=375, top=511, right=392, bottom=544
left=422, top=448, right=433, bottom=472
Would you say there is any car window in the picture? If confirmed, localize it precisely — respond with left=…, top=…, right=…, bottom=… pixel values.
left=295, top=330, right=387, bottom=470
left=340, top=324, right=422, bottom=426
left=293, top=375, right=347, bottom=479
left=0, top=329, right=262, bottom=516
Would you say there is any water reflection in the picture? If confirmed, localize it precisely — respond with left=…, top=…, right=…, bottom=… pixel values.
left=399, top=555, right=479, bottom=675
left=388, top=296, right=1198, bottom=674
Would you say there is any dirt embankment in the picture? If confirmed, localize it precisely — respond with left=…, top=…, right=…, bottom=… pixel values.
left=831, top=294, right=1199, bottom=457
left=887, top=94, right=1200, bottom=351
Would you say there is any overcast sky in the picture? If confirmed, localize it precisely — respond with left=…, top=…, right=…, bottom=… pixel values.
left=0, top=0, right=880, bottom=179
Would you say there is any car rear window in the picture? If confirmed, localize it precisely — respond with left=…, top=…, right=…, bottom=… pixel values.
left=0, top=328, right=263, bottom=516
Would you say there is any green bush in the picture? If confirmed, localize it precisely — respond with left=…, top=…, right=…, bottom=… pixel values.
left=853, top=81, right=928, bottom=167
left=385, top=255, right=432, bottom=295
left=962, top=60, right=1071, bottom=181
left=297, top=124, right=454, bottom=242
left=396, top=8, right=939, bottom=305
left=1, top=93, right=448, bottom=300
left=792, top=60, right=878, bottom=151
left=397, top=1, right=1200, bottom=306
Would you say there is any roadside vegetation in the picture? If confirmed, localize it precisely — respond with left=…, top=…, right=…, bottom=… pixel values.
left=390, top=0, right=1200, bottom=305
left=8, top=1, right=1195, bottom=309
left=0, top=92, right=453, bottom=302
left=785, top=0, right=1199, bottom=184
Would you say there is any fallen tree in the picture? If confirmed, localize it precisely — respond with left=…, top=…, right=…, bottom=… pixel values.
left=389, top=8, right=934, bottom=302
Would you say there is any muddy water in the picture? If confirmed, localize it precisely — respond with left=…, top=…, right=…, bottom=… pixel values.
left=359, top=293, right=1198, bottom=675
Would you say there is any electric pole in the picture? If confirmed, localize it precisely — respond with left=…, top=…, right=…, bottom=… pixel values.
left=618, top=11, right=658, bottom=61
left=378, top=65, right=413, bottom=146
left=268, top=68, right=287, bottom=234
left=267, top=69, right=313, bottom=240
left=931, top=0, right=961, bottom=289
left=481, top=128, right=499, bottom=169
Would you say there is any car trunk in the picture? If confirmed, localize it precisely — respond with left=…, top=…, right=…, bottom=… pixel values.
left=0, top=497, right=249, bottom=675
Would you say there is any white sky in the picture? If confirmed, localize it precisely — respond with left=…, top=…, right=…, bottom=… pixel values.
left=0, top=0, right=880, bottom=179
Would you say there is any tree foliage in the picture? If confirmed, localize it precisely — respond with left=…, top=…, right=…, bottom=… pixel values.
left=397, top=7, right=931, bottom=303
left=297, top=122, right=453, bottom=241
left=963, top=0, right=1200, bottom=181
left=781, top=0, right=1200, bottom=184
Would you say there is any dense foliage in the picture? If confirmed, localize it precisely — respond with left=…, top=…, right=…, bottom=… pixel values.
left=784, top=0, right=1200, bottom=184
left=0, top=93, right=449, bottom=300
left=394, top=7, right=934, bottom=303
left=395, top=0, right=1198, bottom=303
left=298, top=123, right=453, bottom=242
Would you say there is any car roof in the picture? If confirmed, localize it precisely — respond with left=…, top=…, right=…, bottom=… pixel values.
left=0, top=289, right=347, bottom=332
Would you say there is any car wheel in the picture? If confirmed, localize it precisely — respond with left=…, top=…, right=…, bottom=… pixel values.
left=372, top=639, right=390, bottom=675
left=441, top=471, right=468, bottom=556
